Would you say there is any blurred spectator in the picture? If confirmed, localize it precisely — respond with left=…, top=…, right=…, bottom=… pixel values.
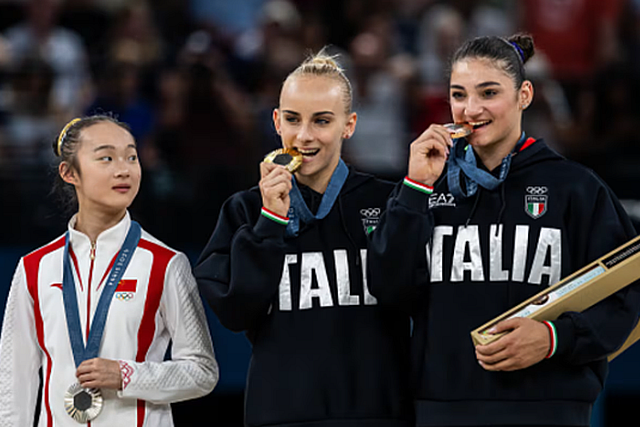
left=0, top=1, right=23, bottom=33
left=591, top=64, right=640, bottom=150
left=417, top=4, right=464, bottom=87
left=233, top=0, right=307, bottom=155
left=58, top=0, right=110, bottom=71
left=620, top=0, right=640, bottom=74
left=0, top=55, right=60, bottom=243
left=108, top=1, right=164, bottom=70
left=0, top=1, right=638, bottom=423
left=0, top=33, right=10, bottom=76
left=411, top=0, right=513, bottom=135
left=393, top=0, right=435, bottom=54
left=147, top=0, right=194, bottom=60
left=151, top=32, right=258, bottom=245
left=189, top=0, right=267, bottom=36
left=519, top=0, right=624, bottom=84
left=564, top=61, right=640, bottom=201
left=455, top=0, right=515, bottom=39
left=415, top=0, right=513, bottom=85
left=342, top=17, right=414, bottom=180
left=234, top=0, right=304, bottom=81
left=318, top=0, right=398, bottom=51
left=2, top=0, right=91, bottom=117
left=103, top=0, right=165, bottom=105
left=85, top=61, right=155, bottom=149
left=413, top=4, right=464, bottom=133
left=521, top=51, right=573, bottom=152
left=91, top=0, right=131, bottom=14
left=1, top=56, right=54, bottom=172
left=0, top=0, right=635, bottom=255
left=518, top=0, right=624, bottom=131
left=1, top=56, right=56, bottom=167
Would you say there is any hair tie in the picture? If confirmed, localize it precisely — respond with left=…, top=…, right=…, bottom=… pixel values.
left=56, top=118, right=81, bottom=156
left=510, top=41, right=525, bottom=62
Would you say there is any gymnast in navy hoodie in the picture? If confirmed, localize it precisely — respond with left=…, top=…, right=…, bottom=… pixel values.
left=195, top=50, right=412, bottom=427
left=368, top=33, right=640, bottom=427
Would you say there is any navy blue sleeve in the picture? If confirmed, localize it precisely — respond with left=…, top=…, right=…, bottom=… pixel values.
left=554, top=178, right=640, bottom=364
left=194, top=193, right=287, bottom=332
left=367, top=182, right=433, bottom=313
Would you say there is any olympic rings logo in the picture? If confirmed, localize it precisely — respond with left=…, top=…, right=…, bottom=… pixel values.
left=526, top=186, right=548, bottom=195
left=360, top=208, right=380, bottom=217
left=115, top=292, right=135, bottom=301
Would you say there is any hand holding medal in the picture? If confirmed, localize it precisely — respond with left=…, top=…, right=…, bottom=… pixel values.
left=76, top=358, right=124, bottom=390
left=64, top=357, right=123, bottom=421
left=260, top=148, right=302, bottom=218
left=408, top=123, right=474, bottom=186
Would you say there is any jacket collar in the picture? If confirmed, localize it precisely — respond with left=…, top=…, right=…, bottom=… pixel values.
left=67, top=211, right=132, bottom=260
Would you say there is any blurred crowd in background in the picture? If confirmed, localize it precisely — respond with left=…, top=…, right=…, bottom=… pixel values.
left=2, top=1, right=640, bottom=425
left=1, top=0, right=640, bottom=250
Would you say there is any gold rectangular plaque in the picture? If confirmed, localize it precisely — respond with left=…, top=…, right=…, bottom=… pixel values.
left=470, top=235, right=640, bottom=361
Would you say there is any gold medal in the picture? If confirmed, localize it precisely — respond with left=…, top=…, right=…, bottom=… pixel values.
left=64, top=383, right=103, bottom=423
left=263, top=148, right=303, bottom=173
left=444, top=123, right=473, bottom=139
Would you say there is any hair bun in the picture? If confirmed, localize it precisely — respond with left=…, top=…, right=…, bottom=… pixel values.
left=284, top=46, right=353, bottom=114
left=507, top=33, right=535, bottom=64
left=301, top=50, right=344, bottom=73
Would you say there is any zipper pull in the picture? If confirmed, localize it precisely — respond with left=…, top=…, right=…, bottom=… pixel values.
left=90, top=242, right=96, bottom=260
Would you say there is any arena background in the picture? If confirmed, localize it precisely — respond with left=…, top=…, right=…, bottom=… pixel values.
left=1, top=0, right=640, bottom=425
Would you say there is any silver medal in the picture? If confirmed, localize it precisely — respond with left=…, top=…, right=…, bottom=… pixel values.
left=64, top=383, right=103, bottom=423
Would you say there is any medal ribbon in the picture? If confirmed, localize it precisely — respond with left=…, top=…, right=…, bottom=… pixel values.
left=286, top=159, right=349, bottom=237
left=62, top=221, right=141, bottom=367
left=447, top=132, right=526, bottom=199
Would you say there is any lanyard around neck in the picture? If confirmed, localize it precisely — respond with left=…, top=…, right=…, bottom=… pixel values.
left=62, top=221, right=141, bottom=367
left=447, top=132, right=527, bottom=199
left=286, top=159, right=349, bottom=237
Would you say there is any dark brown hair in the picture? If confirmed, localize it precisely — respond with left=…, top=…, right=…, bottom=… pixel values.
left=448, top=33, right=535, bottom=89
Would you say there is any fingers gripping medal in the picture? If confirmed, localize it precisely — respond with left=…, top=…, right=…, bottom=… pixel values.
left=263, top=148, right=303, bottom=173
left=444, top=123, right=473, bottom=139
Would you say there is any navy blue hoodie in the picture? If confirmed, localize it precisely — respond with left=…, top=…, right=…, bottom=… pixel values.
left=195, top=168, right=413, bottom=427
left=368, top=139, right=640, bottom=426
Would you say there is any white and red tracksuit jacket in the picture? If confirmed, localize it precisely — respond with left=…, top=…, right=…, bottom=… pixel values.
left=0, top=212, right=219, bottom=426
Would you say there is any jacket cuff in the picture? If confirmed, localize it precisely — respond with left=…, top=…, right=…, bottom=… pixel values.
left=542, top=321, right=558, bottom=358
left=550, top=316, right=575, bottom=359
left=254, top=208, right=287, bottom=239
left=397, top=177, right=431, bottom=213
left=118, top=360, right=134, bottom=391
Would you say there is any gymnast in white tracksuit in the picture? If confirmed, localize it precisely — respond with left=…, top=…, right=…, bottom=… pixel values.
left=0, top=115, right=218, bottom=427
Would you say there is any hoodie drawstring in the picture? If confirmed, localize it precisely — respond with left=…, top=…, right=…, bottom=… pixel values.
left=338, top=196, right=361, bottom=266
left=496, top=180, right=507, bottom=227
left=465, top=189, right=482, bottom=227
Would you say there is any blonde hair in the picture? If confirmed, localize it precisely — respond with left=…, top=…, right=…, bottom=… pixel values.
left=284, top=49, right=353, bottom=114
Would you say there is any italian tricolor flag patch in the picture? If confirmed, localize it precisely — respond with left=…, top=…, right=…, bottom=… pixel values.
left=525, top=195, right=547, bottom=219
